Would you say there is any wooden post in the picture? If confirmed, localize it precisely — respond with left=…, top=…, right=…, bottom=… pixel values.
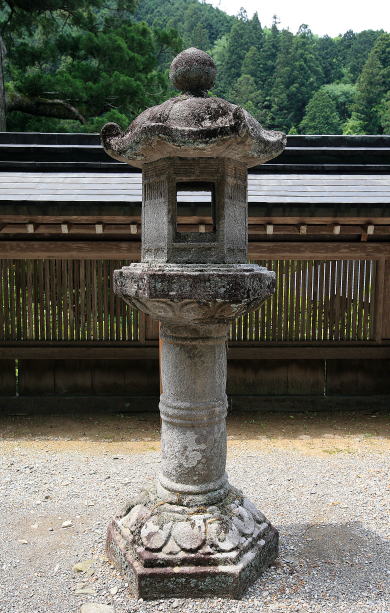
left=375, top=258, right=386, bottom=343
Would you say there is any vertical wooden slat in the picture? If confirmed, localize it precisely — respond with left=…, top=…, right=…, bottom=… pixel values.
left=287, top=260, right=293, bottom=340
left=20, top=259, right=27, bottom=340
left=264, top=259, right=271, bottom=341
left=320, top=260, right=326, bottom=340
left=1, top=261, right=7, bottom=339
left=32, top=260, right=38, bottom=340
left=351, top=260, right=360, bottom=340
left=138, top=311, right=146, bottom=343
left=311, top=261, right=319, bottom=340
left=55, top=259, right=61, bottom=340
left=255, top=303, right=261, bottom=342
left=332, top=261, right=340, bottom=341
left=364, top=260, right=372, bottom=341
left=43, top=260, right=49, bottom=340
left=115, top=263, right=121, bottom=341
left=368, top=261, right=376, bottom=340
left=61, top=259, right=68, bottom=341
left=79, top=259, right=85, bottom=341
left=272, top=260, right=278, bottom=340
left=98, top=260, right=104, bottom=341
left=357, top=259, right=365, bottom=340
left=91, top=259, right=97, bottom=341
left=14, top=260, right=20, bottom=339
left=109, top=261, right=115, bottom=341
left=362, top=261, right=371, bottom=340
left=294, top=260, right=302, bottom=340
left=361, top=260, right=368, bottom=341
left=283, top=260, right=290, bottom=341
left=279, top=259, right=285, bottom=341
left=304, top=261, right=312, bottom=341
left=288, top=259, right=293, bottom=340
left=103, top=260, right=109, bottom=341
left=0, top=260, right=4, bottom=339
left=86, top=259, right=91, bottom=340
left=303, top=260, right=310, bottom=341
left=374, top=258, right=385, bottom=342
left=38, top=260, right=43, bottom=341
left=344, top=260, right=352, bottom=340
left=68, top=259, right=74, bottom=341
left=5, top=260, right=10, bottom=340
left=73, top=259, right=79, bottom=341
left=242, top=310, right=248, bottom=341
left=10, top=261, right=15, bottom=341
left=340, top=259, right=348, bottom=341
left=323, top=260, right=330, bottom=341
left=276, top=259, right=284, bottom=341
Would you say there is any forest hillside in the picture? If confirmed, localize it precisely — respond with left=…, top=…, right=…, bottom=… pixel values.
left=1, top=0, right=389, bottom=134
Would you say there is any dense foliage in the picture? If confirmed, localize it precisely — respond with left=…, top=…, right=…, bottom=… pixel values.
left=1, top=0, right=389, bottom=133
left=0, top=0, right=180, bottom=131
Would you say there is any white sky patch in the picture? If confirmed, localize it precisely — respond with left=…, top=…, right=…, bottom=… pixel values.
left=208, top=0, right=390, bottom=36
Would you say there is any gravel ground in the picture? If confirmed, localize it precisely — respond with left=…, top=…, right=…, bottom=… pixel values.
left=0, top=410, right=389, bottom=613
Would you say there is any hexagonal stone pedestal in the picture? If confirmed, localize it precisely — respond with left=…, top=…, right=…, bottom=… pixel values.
left=107, top=486, right=278, bottom=599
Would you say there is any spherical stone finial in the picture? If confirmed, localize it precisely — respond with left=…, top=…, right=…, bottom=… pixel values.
left=169, top=48, right=216, bottom=96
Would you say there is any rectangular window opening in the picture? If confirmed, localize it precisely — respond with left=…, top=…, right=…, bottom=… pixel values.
left=176, top=181, right=216, bottom=237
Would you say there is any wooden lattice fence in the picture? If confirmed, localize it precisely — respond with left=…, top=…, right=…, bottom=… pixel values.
left=0, top=258, right=376, bottom=344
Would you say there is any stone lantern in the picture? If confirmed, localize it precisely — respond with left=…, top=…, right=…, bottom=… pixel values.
left=101, top=48, right=286, bottom=599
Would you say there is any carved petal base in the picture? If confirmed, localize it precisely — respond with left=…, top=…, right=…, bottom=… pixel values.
left=106, top=485, right=278, bottom=599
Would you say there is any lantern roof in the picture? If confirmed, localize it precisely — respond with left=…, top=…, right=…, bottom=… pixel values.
left=101, top=48, right=286, bottom=169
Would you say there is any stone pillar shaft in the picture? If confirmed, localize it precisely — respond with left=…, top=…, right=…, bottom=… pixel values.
left=158, top=324, right=228, bottom=503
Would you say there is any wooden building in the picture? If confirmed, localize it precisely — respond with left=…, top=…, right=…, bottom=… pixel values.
left=0, top=133, right=389, bottom=412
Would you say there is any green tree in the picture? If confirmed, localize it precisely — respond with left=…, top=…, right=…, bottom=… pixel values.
left=317, top=35, right=342, bottom=83
left=354, top=33, right=390, bottom=133
left=221, top=11, right=261, bottom=91
left=248, top=12, right=263, bottom=53
left=338, top=29, right=382, bottom=82
left=347, top=30, right=384, bottom=81
left=342, top=113, right=366, bottom=134
left=135, top=0, right=233, bottom=48
left=300, top=89, right=342, bottom=133
left=191, top=22, right=210, bottom=51
left=241, top=46, right=262, bottom=85
left=228, top=73, right=259, bottom=109
left=323, top=83, right=356, bottom=121
left=3, top=2, right=180, bottom=131
left=257, top=17, right=280, bottom=90
left=0, top=0, right=106, bottom=129
left=270, top=25, right=323, bottom=131
left=377, top=91, right=390, bottom=132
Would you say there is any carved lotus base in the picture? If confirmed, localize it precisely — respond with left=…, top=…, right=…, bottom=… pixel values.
left=106, top=485, right=278, bottom=599
left=114, top=263, right=276, bottom=325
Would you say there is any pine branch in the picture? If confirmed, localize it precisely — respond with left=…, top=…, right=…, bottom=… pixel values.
left=7, top=92, right=86, bottom=123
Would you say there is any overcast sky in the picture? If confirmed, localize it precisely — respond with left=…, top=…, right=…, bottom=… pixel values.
left=208, top=0, right=389, bottom=36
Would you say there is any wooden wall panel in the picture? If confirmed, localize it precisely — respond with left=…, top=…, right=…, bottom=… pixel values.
left=18, top=359, right=55, bottom=395
left=54, top=360, right=93, bottom=394
left=227, top=359, right=325, bottom=396
left=327, top=359, right=390, bottom=395
left=18, top=359, right=160, bottom=396
left=91, top=359, right=160, bottom=394
left=123, top=359, right=160, bottom=394
left=0, top=359, right=16, bottom=395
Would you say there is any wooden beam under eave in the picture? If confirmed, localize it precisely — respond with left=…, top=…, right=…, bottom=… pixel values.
left=0, top=241, right=141, bottom=259
left=0, top=344, right=389, bottom=360
left=1, top=240, right=390, bottom=260
left=248, top=242, right=390, bottom=259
